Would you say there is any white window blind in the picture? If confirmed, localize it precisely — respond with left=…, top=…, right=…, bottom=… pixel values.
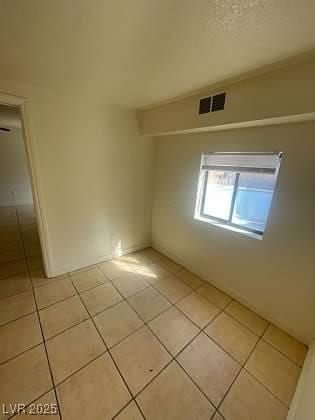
left=201, top=152, right=282, bottom=174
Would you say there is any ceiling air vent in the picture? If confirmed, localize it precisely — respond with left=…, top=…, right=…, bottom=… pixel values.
left=199, top=96, right=212, bottom=114
left=211, top=92, right=226, bottom=112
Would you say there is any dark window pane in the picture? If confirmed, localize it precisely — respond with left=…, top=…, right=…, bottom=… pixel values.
left=232, top=172, right=276, bottom=232
left=203, top=171, right=236, bottom=220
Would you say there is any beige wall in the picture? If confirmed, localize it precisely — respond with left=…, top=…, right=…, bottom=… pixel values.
left=152, top=122, right=315, bottom=344
left=288, top=341, right=315, bottom=420
left=138, top=55, right=315, bottom=135
left=0, top=82, right=154, bottom=276
left=0, top=128, right=33, bottom=206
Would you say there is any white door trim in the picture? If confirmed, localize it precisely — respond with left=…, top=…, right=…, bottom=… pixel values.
left=0, top=91, right=53, bottom=277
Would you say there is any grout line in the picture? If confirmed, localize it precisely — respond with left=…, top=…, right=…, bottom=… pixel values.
left=107, top=275, right=220, bottom=411
left=7, top=387, right=56, bottom=420
left=1, top=275, right=188, bottom=361
left=260, top=337, right=305, bottom=369
left=0, top=340, right=44, bottom=369
left=243, top=367, right=291, bottom=409
left=0, top=282, right=33, bottom=302
left=222, top=304, right=267, bottom=338
left=215, top=334, right=262, bottom=415
left=52, top=349, right=108, bottom=389
left=36, top=290, right=78, bottom=311
left=0, top=241, right=302, bottom=418
left=72, top=279, right=147, bottom=419
left=14, top=206, right=63, bottom=420
left=215, top=319, right=289, bottom=414
left=0, top=308, right=37, bottom=329
left=110, top=271, right=292, bottom=413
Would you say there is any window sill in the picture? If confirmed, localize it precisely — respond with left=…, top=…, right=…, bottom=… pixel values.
left=194, top=215, right=263, bottom=240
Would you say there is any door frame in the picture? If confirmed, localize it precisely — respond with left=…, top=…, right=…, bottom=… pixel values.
left=0, top=92, right=53, bottom=277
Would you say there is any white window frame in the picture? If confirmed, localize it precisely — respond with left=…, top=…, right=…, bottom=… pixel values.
left=194, top=152, right=282, bottom=239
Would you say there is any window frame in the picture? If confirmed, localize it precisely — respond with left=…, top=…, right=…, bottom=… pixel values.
left=199, top=170, right=265, bottom=236
left=196, top=152, right=282, bottom=237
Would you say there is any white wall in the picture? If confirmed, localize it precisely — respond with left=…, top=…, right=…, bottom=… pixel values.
left=138, top=55, right=315, bottom=135
left=287, top=341, right=315, bottom=420
left=152, top=122, right=315, bottom=344
left=0, top=128, right=33, bottom=206
left=0, top=82, right=154, bottom=277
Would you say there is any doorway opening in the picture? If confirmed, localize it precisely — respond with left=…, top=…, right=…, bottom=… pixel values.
left=0, top=99, right=48, bottom=287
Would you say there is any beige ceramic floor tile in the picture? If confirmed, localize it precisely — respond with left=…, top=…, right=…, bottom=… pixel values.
left=20, top=222, right=37, bottom=232
left=197, top=283, right=232, bottom=309
left=176, top=269, right=205, bottom=289
left=0, top=290, right=36, bottom=326
left=0, top=206, right=16, bottom=217
left=149, top=307, right=199, bottom=355
left=111, top=325, right=171, bottom=395
left=0, top=259, right=28, bottom=280
left=70, top=266, right=108, bottom=292
left=212, top=413, right=224, bottom=420
left=0, top=247, right=25, bottom=265
left=94, top=301, right=144, bottom=348
left=22, top=235, right=40, bottom=247
left=57, top=353, right=130, bottom=420
left=34, top=278, right=76, bottom=309
left=153, top=275, right=193, bottom=304
left=98, top=259, right=127, bottom=280
left=11, top=390, right=60, bottom=419
left=39, top=295, right=89, bottom=340
left=120, top=251, right=153, bottom=266
left=0, top=224, right=19, bottom=235
left=177, top=333, right=241, bottom=407
left=0, top=239, right=22, bottom=253
left=263, top=324, right=307, bottom=367
left=245, top=340, right=301, bottom=407
left=46, top=319, right=105, bottom=384
left=112, top=272, right=149, bottom=298
left=114, top=401, right=143, bottom=420
left=0, top=313, right=42, bottom=364
left=21, top=229, right=38, bottom=243
left=25, top=242, right=41, bottom=258
left=0, top=272, right=32, bottom=299
left=27, top=254, right=43, bottom=271
left=19, top=215, right=35, bottom=224
left=159, top=257, right=182, bottom=273
left=128, top=287, right=171, bottom=322
left=30, top=269, right=67, bottom=288
left=176, top=292, right=221, bottom=328
left=137, top=361, right=215, bottom=420
left=220, top=369, right=288, bottom=420
left=225, top=301, right=268, bottom=336
left=81, top=282, right=123, bottom=316
left=141, top=248, right=164, bottom=263
left=65, top=264, right=96, bottom=275
left=0, top=230, right=21, bottom=243
left=0, top=345, right=52, bottom=420
left=136, top=262, right=170, bottom=285
left=205, top=312, right=259, bottom=364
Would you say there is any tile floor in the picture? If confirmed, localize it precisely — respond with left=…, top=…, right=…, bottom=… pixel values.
left=0, top=206, right=308, bottom=419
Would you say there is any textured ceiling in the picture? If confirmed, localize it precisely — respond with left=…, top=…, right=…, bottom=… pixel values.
left=0, top=0, right=315, bottom=107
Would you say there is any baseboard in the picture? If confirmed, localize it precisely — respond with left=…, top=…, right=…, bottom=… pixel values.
left=287, top=342, right=315, bottom=420
left=153, top=241, right=309, bottom=345
left=0, top=201, right=33, bottom=207
left=49, top=242, right=151, bottom=278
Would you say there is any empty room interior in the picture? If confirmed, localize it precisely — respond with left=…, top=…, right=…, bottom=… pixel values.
left=0, top=1, right=314, bottom=420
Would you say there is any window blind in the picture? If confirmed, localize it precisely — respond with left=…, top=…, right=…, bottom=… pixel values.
left=201, top=152, right=282, bottom=174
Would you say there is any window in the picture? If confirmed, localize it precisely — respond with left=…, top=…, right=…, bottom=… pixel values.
left=194, top=152, right=282, bottom=237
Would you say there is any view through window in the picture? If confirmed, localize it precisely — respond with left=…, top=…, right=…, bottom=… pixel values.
left=195, top=152, right=282, bottom=236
